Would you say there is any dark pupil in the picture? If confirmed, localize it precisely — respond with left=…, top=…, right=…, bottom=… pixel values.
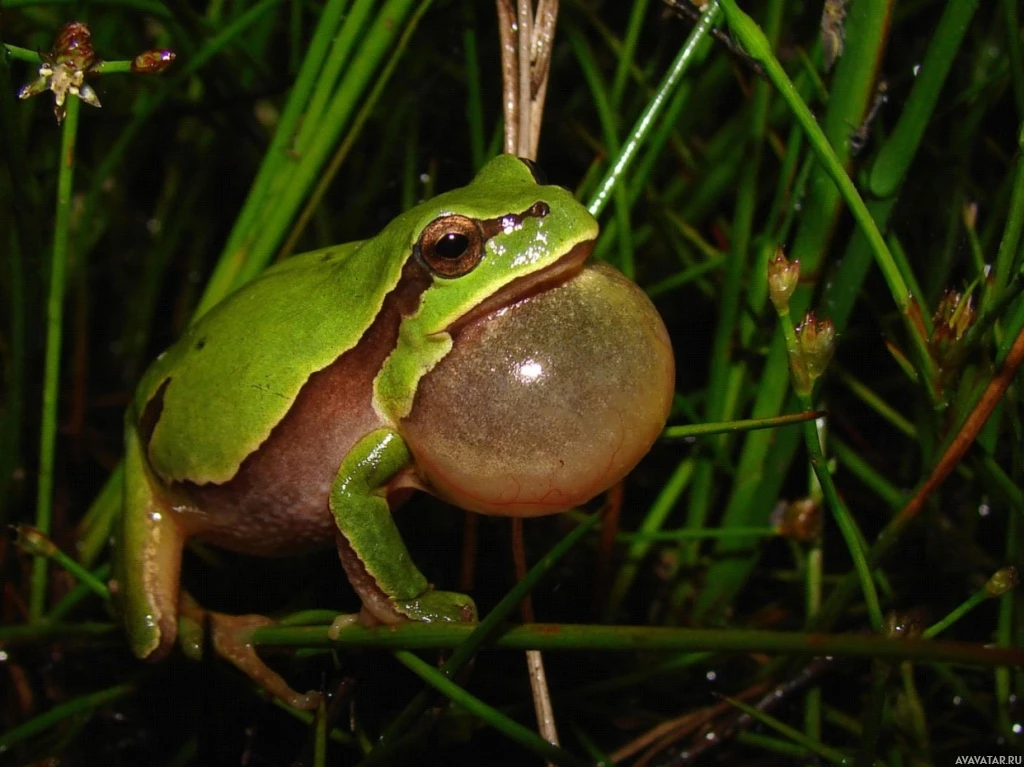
left=435, top=232, right=469, bottom=259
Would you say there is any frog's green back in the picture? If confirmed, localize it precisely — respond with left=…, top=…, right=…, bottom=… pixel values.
left=136, top=240, right=381, bottom=484
left=135, top=155, right=597, bottom=485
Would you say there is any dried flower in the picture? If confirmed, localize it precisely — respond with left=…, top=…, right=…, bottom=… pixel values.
left=19, top=21, right=102, bottom=123
left=18, top=21, right=176, bottom=123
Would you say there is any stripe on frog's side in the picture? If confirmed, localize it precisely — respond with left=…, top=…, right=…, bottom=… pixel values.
left=161, top=258, right=434, bottom=557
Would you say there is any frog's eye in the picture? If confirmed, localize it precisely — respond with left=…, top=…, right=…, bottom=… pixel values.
left=418, top=214, right=485, bottom=278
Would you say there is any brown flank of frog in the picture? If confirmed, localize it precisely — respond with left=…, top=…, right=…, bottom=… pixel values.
left=145, top=258, right=433, bottom=556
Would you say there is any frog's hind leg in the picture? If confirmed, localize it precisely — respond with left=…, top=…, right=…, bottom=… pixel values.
left=117, top=420, right=321, bottom=710
left=176, top=595, right=322, bottom=711
left=113, top=419, right=187, bottom=661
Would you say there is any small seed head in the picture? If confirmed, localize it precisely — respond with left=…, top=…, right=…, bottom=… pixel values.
left=771, top=498, right=821, bottom=542
left=768, top=247, right=800, bottom=313
left=796, top=312, right=836, bottom=380
left=986, top=567, right=1019, bottom=598
left=132, top=49, right=177, bottom=74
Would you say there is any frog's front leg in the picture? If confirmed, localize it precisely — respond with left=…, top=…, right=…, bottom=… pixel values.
left=331, top=428, right=477, bottom=625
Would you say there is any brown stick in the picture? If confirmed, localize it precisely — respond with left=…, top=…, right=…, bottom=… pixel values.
left=511, top=517, right=561, bottom=756
left=496, top=0, right=558, bottom=160
left=496, top=0, right=519, bottom=155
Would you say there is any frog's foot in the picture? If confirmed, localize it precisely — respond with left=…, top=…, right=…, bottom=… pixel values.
left=178, top=595, right=321, bottom=711
left=394, top=590, right=478, bottom=624
left=327, top=612, right=360, bottom=640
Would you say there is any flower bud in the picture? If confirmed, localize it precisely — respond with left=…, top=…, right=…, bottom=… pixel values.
left=132, top=49, right=177, bottom=74
left=767, top=247, right=800, bottom=313
left=930, top=289, right=975, bottom=372
left=13, top=525, right=57, bottom=557
left=771, top=498, right=821, bottom=542
left=986, top=566, right=1019, bottom=598
left=884, top=609, right=924, bottom=640
left=788, top=312, right=836, bottom=395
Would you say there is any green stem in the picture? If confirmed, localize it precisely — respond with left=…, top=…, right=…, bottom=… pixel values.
left=586, top=1, right=720, bottom=219
left=231, top=0, right=423, bottom=292
left=314, top=697, right=328, bottom=767
left=718, top=0, right=941, bottom=408
left=722, top=695, right=853, bottom=766
left=31, top=95, right=80, bottom=621
left=996, top=513, right=1019, bottom=742
left=0, top=682, right=135, bottom=752
left=867, top=0, right=979, bottom=198
left=566, top=24, right=634, bottom=277
left=922, top=587, right=988, bottom=639
left=855, top=661, right=892, bottom=767
left=609, top=0, right=650, bottom=108
left=364, top=513, right=600, bottom=763
left=799, top=410, right=884, bottom=632
left=1005, top=0, right=1024, bottom=118
left=992, top=123, right=1024, bottom=298
left=616, top=526, right=775, bottom=542
left=662, top=410, right=821, bottom=439
left=392, top=650, right=590, bottom=767
left=251, top=622, right=1024, bottom=668
left=606, top=458, right=694, bottom=617
left=1, top=43, right=38, bottom=62
left=16, top=526, right=111, bottom=600
left=774, top=303, right=884, bottom=631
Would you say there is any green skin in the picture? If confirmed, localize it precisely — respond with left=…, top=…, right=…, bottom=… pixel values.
left=113, top=156, right=602, bottom=709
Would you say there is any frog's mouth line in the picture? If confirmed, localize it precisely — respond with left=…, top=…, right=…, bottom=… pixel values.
left=445, top=238, right=594, bottom=336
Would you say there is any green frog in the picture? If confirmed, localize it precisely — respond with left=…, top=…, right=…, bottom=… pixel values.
left=112, top=155, right=674, bottom=709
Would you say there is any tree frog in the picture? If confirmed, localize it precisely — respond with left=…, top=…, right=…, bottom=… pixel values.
left=112, top=155, right=674, bottom=709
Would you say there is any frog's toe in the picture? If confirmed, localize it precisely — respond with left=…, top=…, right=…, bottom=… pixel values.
left=208, top=612, right=322, bottom=711
left=397, top=590, right=478, bottom=623
left=328, top=612, right=361, bottom=639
